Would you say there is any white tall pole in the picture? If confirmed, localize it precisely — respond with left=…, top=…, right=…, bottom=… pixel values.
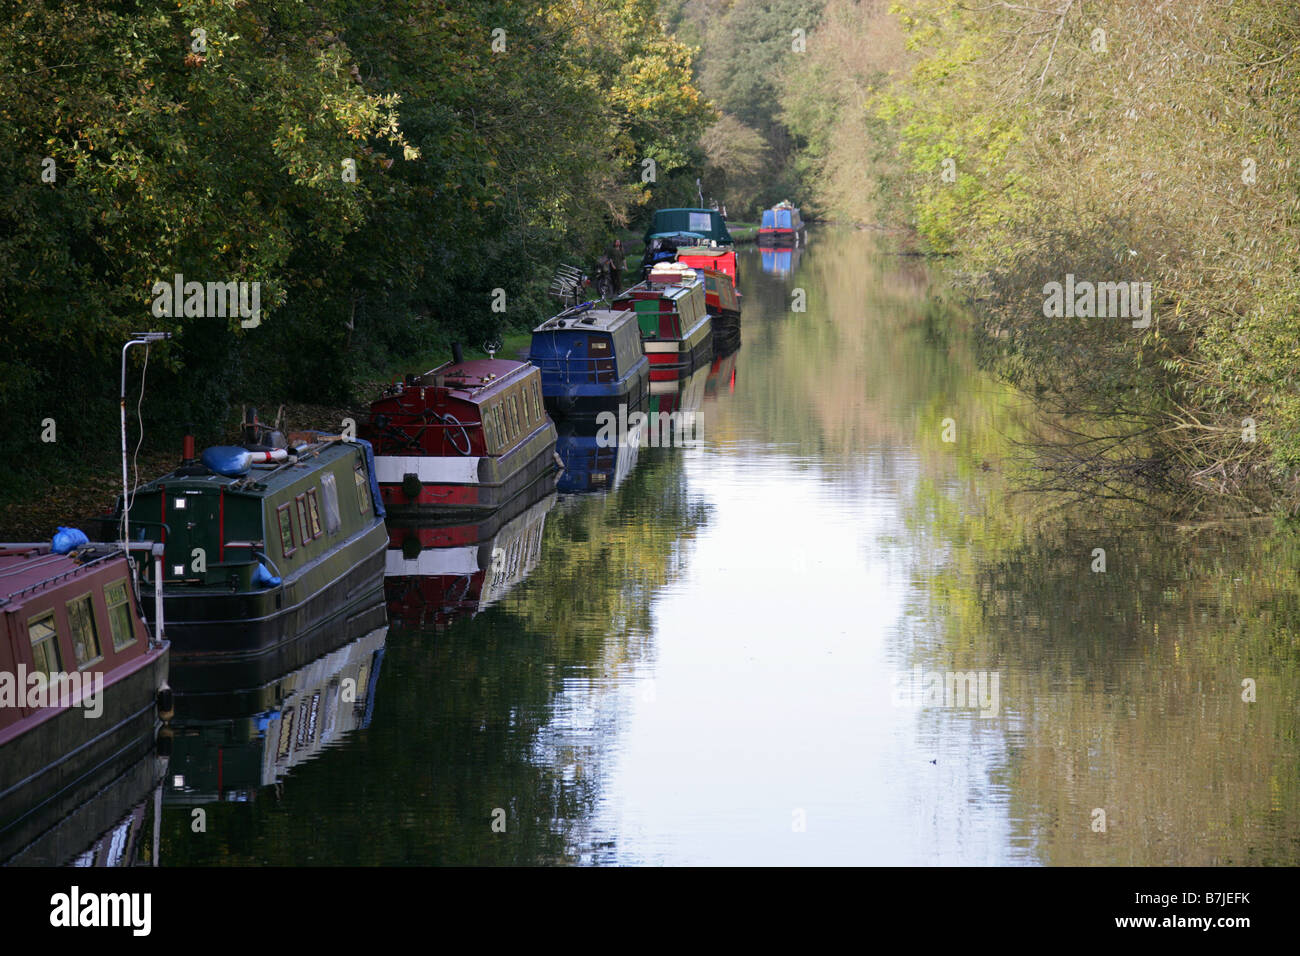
left=120, top=333, right=171, bottom=556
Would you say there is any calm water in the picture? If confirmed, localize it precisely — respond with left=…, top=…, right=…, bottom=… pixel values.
left=158, top=228, right=1300, bottom=866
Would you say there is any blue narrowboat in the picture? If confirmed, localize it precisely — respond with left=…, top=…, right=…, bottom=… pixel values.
left=757, top=201, right=805, bottom=246
left=528, top=304, right=649, bottom=417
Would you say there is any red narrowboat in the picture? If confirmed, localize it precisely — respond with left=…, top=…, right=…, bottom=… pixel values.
left=611, top=276, right=712, bottom=382
left=676, top=245, right=739, bottom=287
left=360, top=352, right=560, bottom=519
left=1, top=544, right=170, bottom=855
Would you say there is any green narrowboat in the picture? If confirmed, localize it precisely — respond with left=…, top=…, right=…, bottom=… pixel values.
left=109, top=421, right=388, bottom=666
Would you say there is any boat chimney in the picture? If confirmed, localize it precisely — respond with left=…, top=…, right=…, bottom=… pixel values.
left=181, top=433, right=196, bottom=464
left=451, top=342, right=464, bottom=365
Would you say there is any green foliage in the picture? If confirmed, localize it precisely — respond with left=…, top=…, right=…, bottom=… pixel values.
left=0, top=0, right=709, bottom=497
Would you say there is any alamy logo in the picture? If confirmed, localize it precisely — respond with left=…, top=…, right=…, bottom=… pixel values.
left=50, top=886, right=151, bottom=936
left=151, top=273, right=262, bottom=328
left=1042, top=274, right=1152, bottom=328
left=891, top=667, right=1000, bottom=717
left=0, top=665, right=103, bottom=718
left=595, top=404, right=701, bottom=448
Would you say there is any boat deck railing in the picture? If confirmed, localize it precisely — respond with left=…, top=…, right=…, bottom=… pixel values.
left=530, top=355, right=618, bottom=382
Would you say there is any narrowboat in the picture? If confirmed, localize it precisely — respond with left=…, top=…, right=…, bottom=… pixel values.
left=554, top=416, right=642, bottom=494
left=360, top=348, right=560, bottom=519
left=105, top=414, right=388, bottom=666
left=675, top=244, right=739, bottom=288
left=385, top=487, right=555, bottom=631
left=640, top=207, right=734, bottom=276
left=167, top=623, right=388, bottom=805
left=0, top=543, right=170, bottom=857
left=757, top=200, right=805, bottom=245
left=529, top=304, right=649, bottom=417
left=611, top=275, right=712, bottom=382
left=650, top=262, right=741, bottom=355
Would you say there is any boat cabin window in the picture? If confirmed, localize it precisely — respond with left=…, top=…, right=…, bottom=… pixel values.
left=277, top=504, right=297, bottom=557
left=530, top=381, right=541, bottom=422
left=354, top=464, right=372, bottom=515
left=482, top=409, right=497, bottom=453
left=66, top=594, right=103, bottom=669
left=508, top=395, right=520, bottom=435
left=295, top=494, right=312, bottom=544
left=104, top=579, right=137, bottom=652
left=494, top=405, right=507, bottom=444
left=28, top=612, right=61, bottom=675
left=278, top=708, right=295, bottom=758
left=320, top=473, right=341, bottom=533
left=306, top=490, right=323, bottom=539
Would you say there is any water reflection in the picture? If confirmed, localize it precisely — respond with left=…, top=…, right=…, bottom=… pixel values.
left=385, top=488, right=555, bottom=631
left=3, top=749, right=167, bottom=866
left=555, top=418, right=641, bottom=495
left=166, top=612, right=388, bottom=805
left=154, top=227, right=1300, bottom=864
left=759, top=246, right=802, bottom=277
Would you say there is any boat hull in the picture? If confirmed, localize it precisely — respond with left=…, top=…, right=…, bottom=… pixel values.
left=541, top=360, right=649, bottom=418
left=756, top=229, right=802, bottom=246
left=142, top=521, right=388, bottom=668
left=644, top=315, right=713, bottom=381
left=0, top=644, right=168, bottom=858
left=376, top=421, right=560, bottom=519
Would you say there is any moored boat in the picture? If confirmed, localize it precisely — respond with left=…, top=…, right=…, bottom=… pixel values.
left=640, top=207, right=734, bottom=276
left=529, top=303, right=649, bottom=417
left=757, top=200, right=805, bottom=245
left=611, top=275, right=712, bottom=381
left=675, top=244, right=739, bottom=288
left=0, top=543, right=170, bottom=855
left=650, top=261, right=741, bottom=355
left=105, top=415, right=388, bottom=665
left=360, top=350, right=560, bottom=519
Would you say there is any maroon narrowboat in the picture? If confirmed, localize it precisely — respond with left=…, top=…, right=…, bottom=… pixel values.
left=360, top=351, right=560, bottom=519
left=611, top=276, right=712, bottom=382
left=0, top=544, right=170, bottom=854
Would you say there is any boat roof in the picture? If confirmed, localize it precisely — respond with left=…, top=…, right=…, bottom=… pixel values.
left=676, top=246, right=734, bottom=258
left=644, top=208, right=734, bottom=245
left=532, top=309, right=636, bottom=334
left=617, top=279, right=700, bottom=302
left=0, top=545, right=126, bottom=612
left=411, top=358, right=535, bottom=399
left=137, top=439, right=363, bottom=497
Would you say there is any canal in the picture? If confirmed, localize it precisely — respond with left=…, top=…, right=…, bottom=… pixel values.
left=162, top=228, right=1300, bottom=866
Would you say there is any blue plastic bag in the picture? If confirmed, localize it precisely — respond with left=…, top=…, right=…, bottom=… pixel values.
left=202, top=445, right=252, bottom=477
left=52, top=526, right=89, bottom=554
left=253, top=560, right=281, bottom=588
